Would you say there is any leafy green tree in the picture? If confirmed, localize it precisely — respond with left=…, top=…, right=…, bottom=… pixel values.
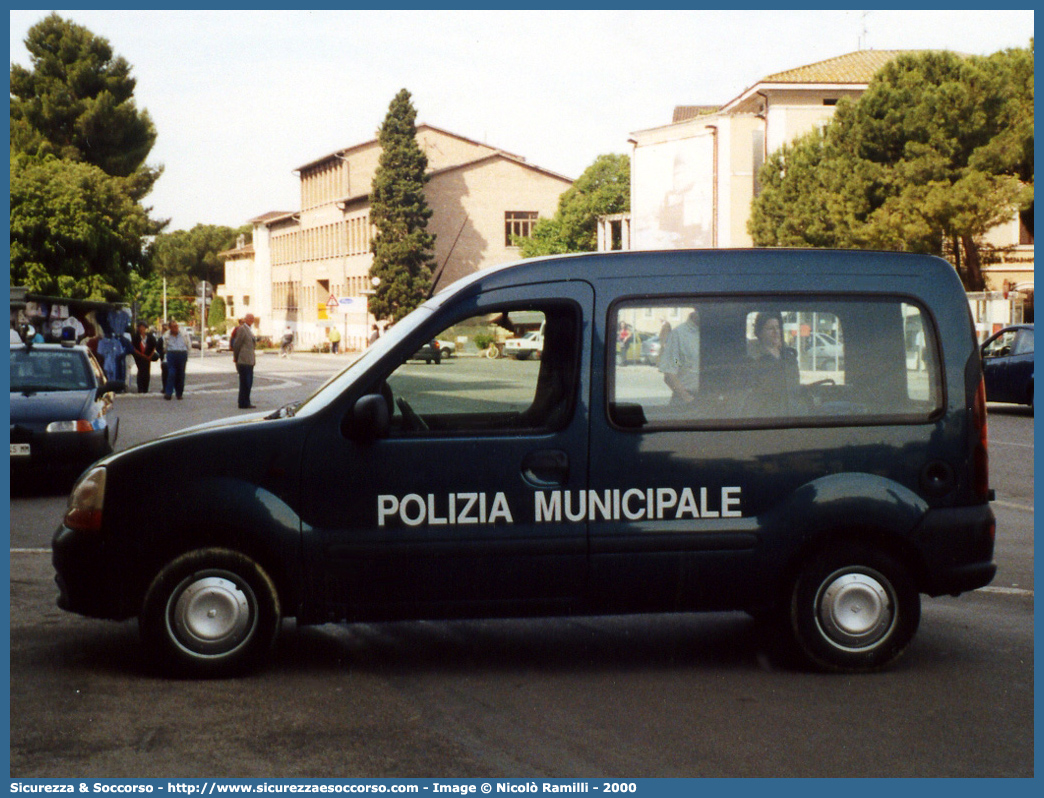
left=145, top=224, right=246, bottom=325
left=129, top=272, right=192, bottom=329
left=151, top=225, right=245, bottom=293
left=10, top=13, right=166, bottom=301
left=518, top=154, right=630, bottom=257
left=10, top=154, right=155, bottom=300
left=749, top=47, right=1033, bottom=290
left=208, top=296, right=228, bottom=333
left=10, top=12, right=159, bottom=189
left=968, top=43, right=1034, bottom=237
left=368, top=89, right=436, bottom=323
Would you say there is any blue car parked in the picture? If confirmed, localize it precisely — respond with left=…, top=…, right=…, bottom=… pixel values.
left=981, top=324, right=1034, bottom=410
left=10, top=343, right=121, bottom=478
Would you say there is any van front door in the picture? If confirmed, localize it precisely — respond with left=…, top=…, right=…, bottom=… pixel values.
left=300, top=282, right=592, bottom=617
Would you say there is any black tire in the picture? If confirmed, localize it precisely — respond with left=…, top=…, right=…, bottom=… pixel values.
left=140, top=548, right=281, bottom=678
left=788, top=543, right=920, bottom=673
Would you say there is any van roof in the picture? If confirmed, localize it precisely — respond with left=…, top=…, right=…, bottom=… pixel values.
left=434, top=249, right=961, bottom=306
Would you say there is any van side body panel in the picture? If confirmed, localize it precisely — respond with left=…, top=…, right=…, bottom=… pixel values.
left=51, top=249, right=996, bottom=673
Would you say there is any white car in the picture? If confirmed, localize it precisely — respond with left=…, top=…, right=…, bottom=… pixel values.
left=436, top=340, right=455, bottom=357
left=503, top=331, right=543, bottom=360
left=807, top=332, right=843, bottom=368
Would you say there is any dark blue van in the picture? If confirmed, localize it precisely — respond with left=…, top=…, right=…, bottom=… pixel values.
left=53, top=250, right=996, bottom=676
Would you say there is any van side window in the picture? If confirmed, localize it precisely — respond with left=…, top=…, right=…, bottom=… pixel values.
left=383, top=305, right=578, bottom=435
left=609, top=297, right=942, bottom=428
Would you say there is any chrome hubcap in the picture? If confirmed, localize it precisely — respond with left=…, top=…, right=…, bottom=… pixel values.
left=816, top=569, right=895, bottom=651
left=170, top=574, right=255, bottom=655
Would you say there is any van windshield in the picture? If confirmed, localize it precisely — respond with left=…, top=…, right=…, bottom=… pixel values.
left=290, top=271, right=497, bottom=418
left=290, top=307, right=433, bottom=417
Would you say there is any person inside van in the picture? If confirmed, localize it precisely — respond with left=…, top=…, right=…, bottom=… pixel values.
left=658, top=310, right=700, bottom=405
left=745, top=311, right=802, bottom=416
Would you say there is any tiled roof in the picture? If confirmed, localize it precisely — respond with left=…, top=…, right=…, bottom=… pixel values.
left=761, top=50, right=910, bottom=84
left=672, top=105, right=719, bottom=124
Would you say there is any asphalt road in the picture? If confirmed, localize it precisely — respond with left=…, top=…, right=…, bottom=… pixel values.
left=8, top=352, right=1034, bottom=777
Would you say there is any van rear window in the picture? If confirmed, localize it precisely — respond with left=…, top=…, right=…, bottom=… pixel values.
left=609, top=296, right=942, bottom=428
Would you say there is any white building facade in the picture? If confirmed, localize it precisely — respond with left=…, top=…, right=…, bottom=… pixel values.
left=219, top=125, right=573, bottom=350
left=617, top=51, right=1033, bottom=293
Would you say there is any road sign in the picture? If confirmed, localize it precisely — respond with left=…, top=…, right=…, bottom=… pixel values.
left=326, top=295, right=340, bottom=312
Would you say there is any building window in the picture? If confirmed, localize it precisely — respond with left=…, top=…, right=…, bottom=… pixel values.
left=752, top=130, right=766, bottom=198
left=505, top=211, right=539, bottom=246
left=1019, top=213, right=1034, bottom=245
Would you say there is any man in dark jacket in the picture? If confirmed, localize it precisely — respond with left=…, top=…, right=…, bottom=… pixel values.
left=232, top=314, right=257, bottom=409
left=130, top=322, right=159, bottom=394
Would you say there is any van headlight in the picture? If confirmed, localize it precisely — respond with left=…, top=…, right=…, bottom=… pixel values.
left=64, top=467, right=107, bottom=533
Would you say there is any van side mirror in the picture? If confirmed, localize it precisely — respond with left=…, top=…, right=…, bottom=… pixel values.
left=609, top=402, right=647, bottom=429
left=346, top=393, right=390, bottom=443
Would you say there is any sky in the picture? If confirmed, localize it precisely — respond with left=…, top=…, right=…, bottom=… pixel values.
left=8, top=9, right=1036, bottom=232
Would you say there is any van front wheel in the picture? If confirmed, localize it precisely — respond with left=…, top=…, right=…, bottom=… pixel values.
left=140, top=549, right=281, bottom=678
left=789, top=543, right=919, bottom=673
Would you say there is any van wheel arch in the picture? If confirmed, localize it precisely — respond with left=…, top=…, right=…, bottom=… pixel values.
left=780, top=528, right=928, bottom=600
left=140, top=547, right=281, bottom=677
left=140, top=529, right=297, bottom=627
left=781, top=536, right=922, bottom=672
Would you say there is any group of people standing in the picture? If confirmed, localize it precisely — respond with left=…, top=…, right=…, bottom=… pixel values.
left=130, top=315, right=258, bottom=410
left=130, top=315, right=372, bottom=411
left=129, top=320, right=190, bottom=400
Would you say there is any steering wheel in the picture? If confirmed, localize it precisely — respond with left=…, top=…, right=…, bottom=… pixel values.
left=802, top=378, right=836, bottom=411
left=395, top=396, right=428, bottom=432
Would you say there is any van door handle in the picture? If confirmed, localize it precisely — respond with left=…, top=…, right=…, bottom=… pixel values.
left=522, top=449, right=569, bottom=487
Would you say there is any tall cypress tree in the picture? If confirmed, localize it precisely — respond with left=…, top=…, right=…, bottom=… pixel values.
left=368, top=89, right=436, bottom=323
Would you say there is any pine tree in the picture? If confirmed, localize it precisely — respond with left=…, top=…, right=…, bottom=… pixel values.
left=368, top=89, right=436, bottom=323
left=748, top=47, right=1033, bottom=290
left=10, top=13, right=165, bottom=300
left=11, top=12, right=159, bottom=187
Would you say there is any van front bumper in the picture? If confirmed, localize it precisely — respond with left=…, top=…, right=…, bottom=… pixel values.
left=914, top=503, right=997, bottom=597
left=52, top=523, right=136, bottom=621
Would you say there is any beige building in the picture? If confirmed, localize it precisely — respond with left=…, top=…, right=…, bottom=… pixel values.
left=219, top=125, right=572, bottom=349
left=612, top=51, right=1033, bottom=293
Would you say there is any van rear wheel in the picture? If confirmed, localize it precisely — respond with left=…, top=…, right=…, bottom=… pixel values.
left=788, top=543, right=919, bottom=673
left=140, top=548, right=281, bottom=678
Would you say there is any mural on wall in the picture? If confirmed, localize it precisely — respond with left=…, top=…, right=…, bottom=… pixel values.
left=632, top=135, right=714, bottom=250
